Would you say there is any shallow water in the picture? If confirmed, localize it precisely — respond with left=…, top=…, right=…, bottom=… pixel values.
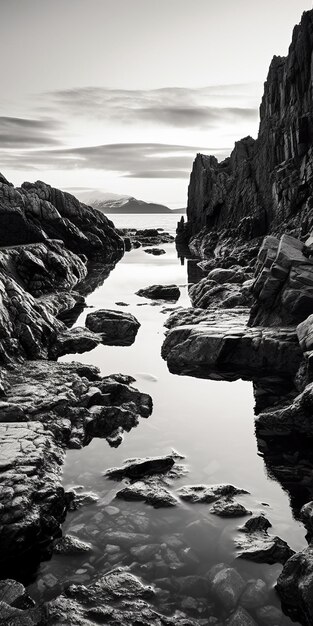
left=28, top=215, right=305, bottom=624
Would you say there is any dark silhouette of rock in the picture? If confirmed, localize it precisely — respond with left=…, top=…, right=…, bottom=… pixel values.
left=0, top=176, right=124, bottom=261
left=277, top=545, right=313, bottom=625
left=181, top=11, right=313, bottom=260
left=136, top=284, right=180, bottom=301
left=85, top=309, right=140, bottom=346
left=144, top=247, right=166, bottom=255
left=104, top=455, right=175, bottom=480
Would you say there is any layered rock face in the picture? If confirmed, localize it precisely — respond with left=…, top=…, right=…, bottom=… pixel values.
left=183, top=10, right=313, bottom=257
left=0, top=174, right=124, bottom=261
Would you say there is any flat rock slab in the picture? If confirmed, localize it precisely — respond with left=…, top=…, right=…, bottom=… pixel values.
left=136, top=284, right=180, bottom=301
left=162, top=307, right=301, bottom=379
left=85, top=309, right=140, bottom=346
left=54, top=535, right=92, bottom=555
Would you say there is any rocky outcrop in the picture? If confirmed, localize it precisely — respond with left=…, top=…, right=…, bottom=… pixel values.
left=182, top=10, right=313, bottom=258
left=0, top=360, right=152, bottom=575
left=162, top=308, right=301, bottom=380
left=249, top=234, right=313, bottom=326
left=0, top=174, right=124, bottom=261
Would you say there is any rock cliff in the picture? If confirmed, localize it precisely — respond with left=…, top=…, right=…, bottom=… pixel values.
left=183, top=9, right=313, bottom=258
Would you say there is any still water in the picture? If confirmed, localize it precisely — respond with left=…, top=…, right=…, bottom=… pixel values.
left=28, top=215, right=305, bottom=624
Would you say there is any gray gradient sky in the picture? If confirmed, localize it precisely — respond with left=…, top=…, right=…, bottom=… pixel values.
left=1, top=0, right=312, bottom=206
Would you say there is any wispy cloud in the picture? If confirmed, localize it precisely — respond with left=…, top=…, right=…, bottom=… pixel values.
left=1, top=142, right=228, bottom=178
left=0, top=116, right=61, bottom=147
left=41, top=85, right=259, bottom=129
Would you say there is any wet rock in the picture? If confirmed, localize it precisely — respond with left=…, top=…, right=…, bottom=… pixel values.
left=68, top=491, right=99, bottom=510
left=210, top=498, right=251, bottom=517
left=104, top=454, right=175, bottom=480
left=119, top=228, right=174, bottom=247
left=52, top=326, right=101, bottom=358
left=116, top=480, right=178, bottom=507
left=276, top=544, right=313, bottom=625
left=0, top=579, right=41, bottom=624
left=85, top=309, right=140, bottom=346
left=175, top=575, right=209, bottom=597
left=256, top=381, right=313, bottom=437
left=162, top=307, right=301, bottom=379
left=144, top=247, right=166, bottom=255
left=240, top=515, right=272, bottom=533
left=47, top=567, right=200, bottom=625
left=189, top=276, right=253, bottom=310
left=208, top=564, right=245, bottom=610
left=227, top=607, right=257, bottom=626
left=136, top=284, right=180, bottom=301
left=177, top=484, right=249, bottom=504
left=130, top=544, right=159, bottom=562
left=0, top=177, right=123, bottom=261
left=54, top=535, right=92, bottom=555
left=235, top=522, right=294, bottom=564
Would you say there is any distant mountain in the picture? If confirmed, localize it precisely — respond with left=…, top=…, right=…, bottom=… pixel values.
left=69, top=188, right=185, bottom=214
left=92, top=196, right=172, bottom=214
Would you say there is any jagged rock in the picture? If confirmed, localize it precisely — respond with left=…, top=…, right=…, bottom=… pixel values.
left=189, top=277, right=253, bottom=309
left=46, top=568, right=200, bottom=625
left=277, top=545, right=313, bottom=625
left=256, top=381, right=313, bottom=436
left=236, top=518, right=294, bottom=564
left=136, top=284, right=180, bottom=301
left=144, top=247, right=166, bottom=255
left=0, top=580, right=41, bottom=624
left=297, top=314, right=313, bottom=351
left=180, top=12, right=313, bottom=259
left=249, top=234, right=313, bottom=326
left=116, top=480, right=178, bottom=507
left=240, top=515, right=272, bottom=533
left=85, top=309, right=140, bottom=346
left=119, top=228, right=174, bottom=248
left=210, top=498, right=251, bottom=518
left=104, top=455, right=175, bottom=480
left=51, top=326, right=101, bottom=358
left=177, top=484, right=248, bottom=503
left=0, top=361, right=152, bottom=570
left=54, top=535, right=92, bottom=555
left=0, top=177, right=124, bottom=261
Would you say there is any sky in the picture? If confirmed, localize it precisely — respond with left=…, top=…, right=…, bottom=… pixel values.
left=0, top=0, right=312, bottom=207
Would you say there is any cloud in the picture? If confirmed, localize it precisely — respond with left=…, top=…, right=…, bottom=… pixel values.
left=0, top=142, right=224, bottom=178
left=42, top=85, right=259, bottom=129
left=0, top=116, right=61, bottom=147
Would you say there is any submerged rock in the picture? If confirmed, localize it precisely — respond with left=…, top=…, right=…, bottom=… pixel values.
left=136, top=284, right=180, bottom=301
left=46, top=567, right=200, bottom=625
left=208, top=563, right=245, bottom=610
left=85, top=309, right=140, bottom=346
left=54, top=535, right=92, bottom=555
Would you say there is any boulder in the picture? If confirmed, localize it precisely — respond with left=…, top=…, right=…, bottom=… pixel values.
left=104, top=455, right=175, bottom=480
left=85, top=309, right=140, bottom=346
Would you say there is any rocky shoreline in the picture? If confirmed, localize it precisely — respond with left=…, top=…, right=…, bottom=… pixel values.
left=167, top=9, right=313, bottom=625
